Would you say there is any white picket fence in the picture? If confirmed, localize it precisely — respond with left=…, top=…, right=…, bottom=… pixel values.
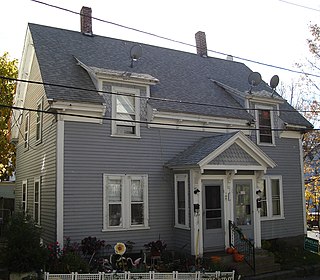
left=44, top=271, right=235, bottom=280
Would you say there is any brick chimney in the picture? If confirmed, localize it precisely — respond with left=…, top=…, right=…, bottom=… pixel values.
left=195, top=31, right=207, bottom=57
left=80, top=6, right=92, bottom=35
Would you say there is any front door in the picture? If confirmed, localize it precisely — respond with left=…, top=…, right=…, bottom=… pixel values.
left=233, top=180, right=254, bottom=241
left=202, top=180, right=224, bottom=251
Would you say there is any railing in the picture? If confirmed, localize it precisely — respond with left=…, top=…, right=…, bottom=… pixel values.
left=228, top=220, right=255, bottom=274
left=44, top=271, right=235, bottom=280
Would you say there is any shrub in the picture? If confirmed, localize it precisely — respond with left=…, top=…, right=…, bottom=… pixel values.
left=2, top=212, right=47, bottom=273
left=46, top=238, right=89, bottom=273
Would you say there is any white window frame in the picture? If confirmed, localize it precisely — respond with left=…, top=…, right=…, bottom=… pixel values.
left=24, top=112, right=30, bottom=149
left=36, top=98, right=43, bottom=144
left=174, top=174, right=189, bottom=229
left=34, top=177, right=41, bottom=225
left=260, top=175, right=284, bottom=220
left=255, top=105, right=275, bottom=146
left=22, top=180, right=28, bottom=213
left=103, top=174, right=149, bottom=231
left=111, top=86, right=140, bottom=138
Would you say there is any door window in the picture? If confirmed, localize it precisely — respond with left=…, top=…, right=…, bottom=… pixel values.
left=235, top=183, right=251, bottom=226
left=205, top=185, right=222, bottom=229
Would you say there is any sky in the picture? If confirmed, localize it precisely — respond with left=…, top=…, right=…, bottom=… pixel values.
left=1, top=0, right=320, bottom=87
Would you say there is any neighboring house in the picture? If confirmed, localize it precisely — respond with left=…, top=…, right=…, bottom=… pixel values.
left=0, top=181, right=15, bottom=236
left=11, top=7, right=312, bottom=256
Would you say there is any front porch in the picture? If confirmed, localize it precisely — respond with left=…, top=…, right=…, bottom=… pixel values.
left=167, top=131, right=277, bottom=256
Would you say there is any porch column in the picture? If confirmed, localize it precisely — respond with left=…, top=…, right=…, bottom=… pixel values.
left=255, top=171, right=264, bottom=248
left=190, top=169, right=203, bottom=257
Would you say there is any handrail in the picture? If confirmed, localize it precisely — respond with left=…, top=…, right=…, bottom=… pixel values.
left=229, top=220, right=255, bottom=274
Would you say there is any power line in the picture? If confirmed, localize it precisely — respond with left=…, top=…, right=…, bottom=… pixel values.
left=30, top=0, right=320, bottom=79
left=0, top=103, right=317, bottom=132
left=1, top=75, right=319, bottom=114
left=279, top=0, right=320, bottom=12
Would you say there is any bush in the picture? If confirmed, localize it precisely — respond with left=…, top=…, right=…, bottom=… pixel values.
left=2, top=212, right=47, bottom=273
left=46, top=238, right=89, bottom=273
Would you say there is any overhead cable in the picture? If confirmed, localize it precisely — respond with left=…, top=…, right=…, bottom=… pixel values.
left=1, top=75, right=319, bottom=114
left=30, top=0, right=320, bottom=79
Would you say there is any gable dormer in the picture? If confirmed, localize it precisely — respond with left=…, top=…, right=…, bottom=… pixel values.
left=75, top=57, right=159, bottom=138
left=212, top=80, right=286, bottom=146
left=246, top=90, right=284, bottom=146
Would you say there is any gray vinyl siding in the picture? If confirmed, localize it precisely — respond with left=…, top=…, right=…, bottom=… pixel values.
left=14, top=54, right=57, bottom=243
left=261, top=137, right=304, bottom=239
left=63, top=121, right=212, bottom=252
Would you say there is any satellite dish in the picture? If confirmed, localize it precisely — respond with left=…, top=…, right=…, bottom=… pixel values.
left=248, top=72, right=262, bottom=87
left=270, top=75, right=279, bottom=97
left=270, top=75, right=279, bottom=89
left=130, top=44, right=142, bottom=60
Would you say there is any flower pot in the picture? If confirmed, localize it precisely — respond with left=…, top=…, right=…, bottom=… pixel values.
left=226, top=247, right=234, bottom=254
left=233, top=253, right=244, bottom=262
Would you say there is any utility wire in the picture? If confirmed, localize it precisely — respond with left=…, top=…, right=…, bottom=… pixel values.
left=30, top=0, right=320, bottom=79
left=1, top=75, right=319, bottom=114
left=1, top=103, right=317, bottom=132
left=279, top=0, right=320, bottom=12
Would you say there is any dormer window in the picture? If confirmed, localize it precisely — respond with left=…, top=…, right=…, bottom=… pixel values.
left=112, top=86, right=140, bottom=137
left=256, top=106, right=274, bottom=145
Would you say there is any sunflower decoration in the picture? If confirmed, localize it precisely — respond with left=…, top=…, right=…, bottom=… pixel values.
left=114, top=242, right=126, bottom=255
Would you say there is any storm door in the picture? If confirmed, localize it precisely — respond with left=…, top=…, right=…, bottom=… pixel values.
left=202, top=180, right=224, bottom=251
left=233, top=180, right=254, bottom=241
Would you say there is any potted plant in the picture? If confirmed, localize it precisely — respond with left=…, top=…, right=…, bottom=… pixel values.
left=1, top=212, right=47, bottom=280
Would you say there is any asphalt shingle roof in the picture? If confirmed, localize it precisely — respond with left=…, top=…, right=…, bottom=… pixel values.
left=166, top=133, right=237, bottom=167
left=28, top=23, right=312, bottom=128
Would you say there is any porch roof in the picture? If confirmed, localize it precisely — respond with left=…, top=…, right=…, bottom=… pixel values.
left=166, top=131, right=276, bottom=172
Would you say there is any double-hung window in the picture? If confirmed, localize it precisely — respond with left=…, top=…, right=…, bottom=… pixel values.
left=103, top=174, right=148, bottom=230
left=174, top=174, right=189, bottom=229
left=260, top=176, right=283, bottom=219
left=34, top=177, right=41, bottom=225
left=256, top=106, right=274, bottom=145
left=36, top=98, right=43, bottom=143
left=24, top=112, right=30, bottom=149
left=112, top=87, right=140, bottom=137
left=22, top=180, right=28, bottom=214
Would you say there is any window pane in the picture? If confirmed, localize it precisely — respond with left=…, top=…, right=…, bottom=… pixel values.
left=35, top=204, right=39, bottom=223
left=131, top=204, right=144, bottom=225
left=23, top=185, right=26, bottom=201
left=206, top=209, right=221, bottom=219
left=109, top=204, right=121, bottom=226
left=131, top=179, right=143, bottom=202
left=272, top=200, right=281, bottom=215
left=207, top=219, right=222, bottom=229
left=271, top=179, right=281, bottom=215
left=177, top=181, right=185, bottom=209
left=107, top=179, right=121, bottom=202
left=35, top=182, right=39, bottom=202
left=117, top=95, right=135, bottom=114
left=178, top=209, right=185, bottom=224
left=259, top=110, right=272, bottom=143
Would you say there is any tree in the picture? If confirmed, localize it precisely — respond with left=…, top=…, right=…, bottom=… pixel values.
left=292, top=23, right=320, bottom=223
left=0, top=52, right=18, bottom=181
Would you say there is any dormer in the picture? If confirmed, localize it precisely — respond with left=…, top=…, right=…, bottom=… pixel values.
left=75, top=57, right=159, bottom=138
left=246, top=89, right=284, bottom=146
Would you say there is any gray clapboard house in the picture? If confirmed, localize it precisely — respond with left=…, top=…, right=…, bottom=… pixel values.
left=12, top=7, right=312, bottom=256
